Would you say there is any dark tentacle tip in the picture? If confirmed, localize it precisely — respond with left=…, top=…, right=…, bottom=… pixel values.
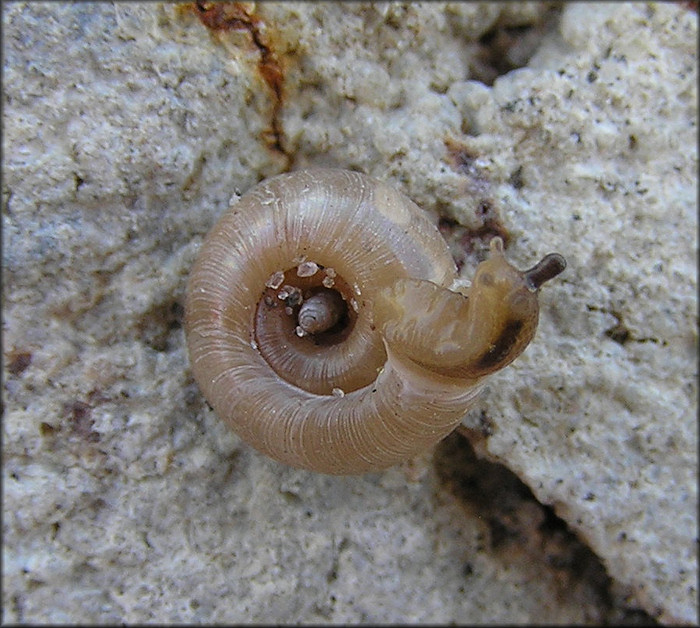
left=524, top=253, right=567, bottom=290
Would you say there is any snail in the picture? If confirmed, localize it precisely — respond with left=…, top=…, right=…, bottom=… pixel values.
left=184, top=168, right=566, bottom=474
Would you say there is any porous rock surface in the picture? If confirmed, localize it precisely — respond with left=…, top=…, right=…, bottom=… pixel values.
left=3, top=2, right=696, bottom=624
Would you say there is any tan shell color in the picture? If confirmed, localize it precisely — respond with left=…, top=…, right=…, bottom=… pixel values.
left=185, top=169, right=563, bottom=474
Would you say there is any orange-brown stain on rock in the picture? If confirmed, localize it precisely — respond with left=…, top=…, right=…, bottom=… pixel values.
left=183, top=2, right=289, bottom=164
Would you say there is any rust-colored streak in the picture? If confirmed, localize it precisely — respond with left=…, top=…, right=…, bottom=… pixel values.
left=190, top=1, right=287, bottom=159
left=192, top=1, right=247, bottom=31
left=192, top=2, right=283, bottom=99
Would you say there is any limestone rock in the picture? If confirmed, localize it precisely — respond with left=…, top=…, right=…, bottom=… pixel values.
left=3, top=2, right=696, bottom=623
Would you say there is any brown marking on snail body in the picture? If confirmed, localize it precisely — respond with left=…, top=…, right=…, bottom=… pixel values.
left=185, top=169, right=565, bottom=474
left=474, top=319, right=524, bottom=371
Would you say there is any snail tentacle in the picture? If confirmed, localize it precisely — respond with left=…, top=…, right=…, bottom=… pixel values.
left=185, top=169, right=565, bottom=474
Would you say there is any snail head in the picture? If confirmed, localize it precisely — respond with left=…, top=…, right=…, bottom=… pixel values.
left=374, top=237, right=566, bottom=380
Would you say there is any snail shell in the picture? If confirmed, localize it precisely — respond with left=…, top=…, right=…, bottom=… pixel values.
left=185, top=168, right=565, bottom=474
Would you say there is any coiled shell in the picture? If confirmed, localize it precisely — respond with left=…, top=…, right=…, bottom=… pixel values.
left=184, top=168, right=565, bottom=474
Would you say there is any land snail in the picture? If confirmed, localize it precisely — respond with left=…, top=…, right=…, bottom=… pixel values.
left=185, top=168, right=566, bottom=474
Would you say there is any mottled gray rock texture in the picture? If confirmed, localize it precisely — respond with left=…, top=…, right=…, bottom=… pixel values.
left=3, top=2, right=697, bottom=624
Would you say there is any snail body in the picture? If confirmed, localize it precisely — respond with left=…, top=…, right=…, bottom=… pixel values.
left=185, top=168, right=565, bottom=474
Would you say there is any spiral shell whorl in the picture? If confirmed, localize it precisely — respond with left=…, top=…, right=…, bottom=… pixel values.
left=185, top=169, right=565, bottom=474
left=185, top=169, right=461, bottom=473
